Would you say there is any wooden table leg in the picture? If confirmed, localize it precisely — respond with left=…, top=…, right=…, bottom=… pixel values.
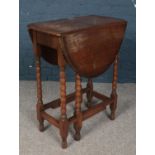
left=35, top=56, right=44, bottom=131
left=74, top=73, right=82, bottom=141
left=110, top=55, right=118, bottom=120
left=59, top=66, right=69, bottom=148
left=33, top=31, right=44, bottom=132
left=86, top=78, right=93, bottom=108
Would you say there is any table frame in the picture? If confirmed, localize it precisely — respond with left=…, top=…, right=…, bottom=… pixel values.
left=31, top=30, right=118, bottom=149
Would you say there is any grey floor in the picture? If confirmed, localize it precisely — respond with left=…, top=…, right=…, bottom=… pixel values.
left=19, top=81, right=136, bottom=155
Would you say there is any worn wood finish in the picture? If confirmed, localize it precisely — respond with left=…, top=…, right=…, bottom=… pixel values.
left=28, top=15, right=127, bottom=149
left=62, top=22, right=126, bottom=77
left=28, top=15, right=127, bottom=78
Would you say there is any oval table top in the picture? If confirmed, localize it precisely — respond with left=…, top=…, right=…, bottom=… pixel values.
left=28, top=15, right=127, bottom=78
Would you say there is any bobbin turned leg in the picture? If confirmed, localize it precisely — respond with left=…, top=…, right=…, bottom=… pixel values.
left=74, top=73, right=82, bottom=141
left=86, top=78, right=93, bottom=108
left=32, top=31, right=44, bottom=132
left=35, top=56, right=44, bottom=131
left=59, top=67, right=69, bottom=148
left=110, top=55, right=118, bottom=120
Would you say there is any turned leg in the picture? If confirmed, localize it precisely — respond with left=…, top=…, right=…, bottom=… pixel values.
left=32, top=31, right=44, bottom=132
left=74, top=73, right=83, bottom=141
left=35, top=54, right=44, bottom=131
left=59, top=67, right=69, bottom=148
left=110, top=55, right=118, bottom=120
left=86, top=78, right=93, bottom=108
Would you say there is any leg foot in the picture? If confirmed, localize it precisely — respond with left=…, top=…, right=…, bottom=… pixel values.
left=74, top=133, right=81, bottom=141
left=110, top=111, right=115, bottom=120
left=61, top=140, right=68, bottom=149
left=59, top=115, right=68, bottom=149
left=110, top=94, right=117, bottom=120
left=36, top=103, right=44, bottom=131
left=74, top=123, right=81, bottom=141
left=85, top=101, right=92, bottom=108
left=39, top=121, right=44, bottom=132
left=73, top=113, right=82, bottom=141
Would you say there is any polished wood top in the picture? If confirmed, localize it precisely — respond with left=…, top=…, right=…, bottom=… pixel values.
left=28, top=15, right=126, bottom=36
left=28, top=15, right=127, bottom=78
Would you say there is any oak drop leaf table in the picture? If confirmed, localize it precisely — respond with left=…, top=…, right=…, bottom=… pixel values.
left=27, top=15, right=127, bottom=149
